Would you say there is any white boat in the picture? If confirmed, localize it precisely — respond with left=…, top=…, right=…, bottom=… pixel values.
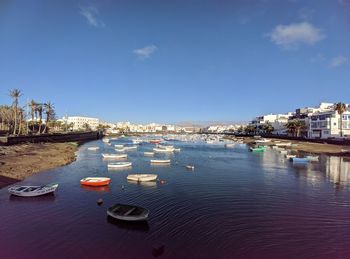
left=107, top=204, right=149, bottom=221
left=127, top=174, right=158, bottom=182
left=153, top=147, right=174, bottom=153
left=102, top=138, right=110, bottom=143
left=8, top=183, right=58, bottom=197
left=225, top=143, right=235, bottom=148
left=157, top=145, right=174, bottom=149
left=124, top=146, right=138, bottom=150
left=115, top=148, right=126, bottom=152
left=306, top=155, right=319, bottom=162
left=186, top=165, right=195, bottom=170
left=87, top=147, right=99, bottom=151
left=102, top=153, right=127, bottom=159
left=279, top=150, right=288, bottom=155
left=150, top=159, right=171, bottom=164
left=108, top=162, right=132, bottom=168
left=144, top=152, right=155, bottom=156
left=255, top=138, right=270, bottom=143
left=115, top=144, right=124, bottom=148
left=132, top=139, right=143, bottom=144
left=285, top=154, right=296, bottom=159
left=174, top=148, right=181, bottom=152
left=275, top=142, right=292, bottom=147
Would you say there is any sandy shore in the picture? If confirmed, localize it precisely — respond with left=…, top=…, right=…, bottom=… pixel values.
left=236, top=137, right=350, bottom=156
left=0, top=142, right=79, bottom=188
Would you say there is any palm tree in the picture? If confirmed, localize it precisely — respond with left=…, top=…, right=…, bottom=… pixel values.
left=9, top=89, right=22, bottom=135
left=37, top=104, right=43, bottom=134
left=334, top=102, right=348, bottom=137
left=285, top=121, right=296, bottom=136
left=294, top=120, right=306, bottom=137
left=29, top=100, right=37, bottom=129
left=43, top=101, right=54, bottom=133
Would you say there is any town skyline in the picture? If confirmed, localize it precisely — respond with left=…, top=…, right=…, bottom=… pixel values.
left=1, top=0, right=349, bottom=122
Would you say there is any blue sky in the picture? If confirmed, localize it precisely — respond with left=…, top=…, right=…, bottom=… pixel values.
left=0, top=0, right=349, bottom=123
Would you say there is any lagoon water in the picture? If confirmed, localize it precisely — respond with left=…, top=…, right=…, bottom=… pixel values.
left=1, top=138, right=350, bottom=258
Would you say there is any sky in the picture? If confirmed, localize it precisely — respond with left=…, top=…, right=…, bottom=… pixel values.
left=0, top=0, right=349, bottom=124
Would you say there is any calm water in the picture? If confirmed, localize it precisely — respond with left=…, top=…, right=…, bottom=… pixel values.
left=1, top=138, right=350, bottom=258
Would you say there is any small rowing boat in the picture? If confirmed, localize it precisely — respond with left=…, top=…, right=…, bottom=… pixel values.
left=115, top=144, right=124, bottom=148
left=153, top=147, right=174, bottom=152
left=102, top=153, right=127, bottom=159
left=107, top=204, right=149, bottom=221
left=87, top=147, right=99, bottom=151
left=127, top=174, right=158, bottom=182
left=306, top=155, right=319, bottom=162
left=108, top=162, right=132, bottom=168
left=80, top=177, right=111, bottom=186
left=186, top=165, right=194, bottom=170
left=291, top=157, right=308, bottom=163
left=8, top=183, right=58, bottom=197
left=144, top=152, right=154, bottom=156
left=150, top=159, right=171, bottom=164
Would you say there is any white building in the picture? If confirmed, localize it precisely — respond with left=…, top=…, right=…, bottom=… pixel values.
left=252, top=113, right=293, bottom=134
left=61, top=116, right=99, bottom=131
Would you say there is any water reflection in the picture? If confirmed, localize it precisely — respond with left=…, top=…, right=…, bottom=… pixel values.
left=80, top=185, right=111, bottom=192
left=107, top=216, right=150, bottom=232
left=127, top=180, right=157, bottom=188
left=326, top=156, right=350, bottom=187
left=9, top=193, right=56, bottom=202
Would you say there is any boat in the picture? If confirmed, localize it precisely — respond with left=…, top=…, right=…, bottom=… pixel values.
left=306, top=155, right=319, bottom=162
left=225, top=143, right=235, bottom=148
left=87, top=147, right=99, bottom=151
left=250, top=147, right=265, bottom=152
left=275, top=142, right=292, bottom=147
left=8, top=183, right=58, bottom=197
left=279, top=150, right=288, bottom=155
left=108, top=162, right=132, bottom=168
left=80, top=177, right=111, bottom=186
left=285, top=154, right=296, bottom=159
left=102, top=138, right=110, bottom=143
left=186, top=165, right=195, bottom=170
left=174, top=148, right=181, bottom=152
left=115, top=144, right=124, bottom=148
left=144, top=152, right=155, bottom=156
left=153, top=147, right=174, bottom=153
left=127, top=174, right=158, bottom=182
left=124, top=146, right=138, bottom=150
left=132, top=139, right=143, bottom=144
left=157, top=145, right=174, bottom=149
left=107, top=204, right=149, bottom=221
left=150, top=139, right=162, bottom=144
left=255, top=138, right=270, bottom=144
left=291, top=157, right=309, bottom=163
left=115, top=148, right=126, bottom=152
left=150, top=159, right=171, bottom=164
left=102, top=153, right=127, bottom=159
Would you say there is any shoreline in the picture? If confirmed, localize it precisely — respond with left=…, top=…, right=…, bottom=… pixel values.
left=232, top=136, right=350, bottom=156
left=0, top=142, right=80, bottom=189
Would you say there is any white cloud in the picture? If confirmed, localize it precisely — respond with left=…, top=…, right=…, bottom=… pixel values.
left=80, top=6, right=105, bottom=28
left=268, top=22, right=325, bottom=49
left=133, top=45, right=157, bottom=60
left=329, top=56, right=348, bottom=68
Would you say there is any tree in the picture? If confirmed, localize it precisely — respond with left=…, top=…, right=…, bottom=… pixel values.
left=9, top=89, right=22, bottom=135
left=43, top=101, right=55, bottom=133
left=285, top=121, right=296, bottom=136
left=83, top=123, right=91, bottom=131
left=285, top=120, right=306, bottom=137
left=37, top=104, right=43, bottom=134
left=334, top=102, right=348, bottom=137
left=29, top=99, right=37, bottom=131
left=262, top=123, right=274, bottom=135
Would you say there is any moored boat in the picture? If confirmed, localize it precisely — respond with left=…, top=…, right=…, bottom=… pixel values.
left=306, top=155, right=319, bottom=162
left=8, top=183, right=58, bottom=197
left=107, top=204, right=149, bottom=221
left=150, top=159, right=171, bottom=164
left=115, top=144, right=124, bottom=148
left=285, top=154, right=296, bottom=159
left=80, top=177, right=111, bottom=186
left=250, top=147, right=265, bottom=152
left=153, top=147, right=174, bottom=152
left=144, top=152, right=155, bottom=156
left=108, top=162, right=132, bottom=168
left=291, top=157, right=308, bottom=163
left=127, top=174, right=158, bottom=182
left=150, top=139, right=162, bottom=144
left=102, top=153, right=127, bottom=159
left=87, top=147, right=99, bottom=151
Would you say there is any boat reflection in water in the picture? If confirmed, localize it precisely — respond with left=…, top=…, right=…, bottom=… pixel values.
left=325, top=156, right=350, bottom=187
left=107, top=216, right=150, bottom=232
left=9, top=193, right=56, bottom=202
left=80, top=185, right=110, bottom=192
left=127, top=180, right=157, bottom=188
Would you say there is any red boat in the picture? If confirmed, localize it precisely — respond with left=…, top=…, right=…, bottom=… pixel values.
left=80, top=177, right=111, bottom=187
left=149, top=139, right=162, bottom=144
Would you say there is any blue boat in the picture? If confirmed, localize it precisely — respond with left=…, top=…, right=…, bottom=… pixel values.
left=291, top=157, right=309, bottom=163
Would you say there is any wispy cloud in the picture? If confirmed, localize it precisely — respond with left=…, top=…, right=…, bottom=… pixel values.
left=80, top=6, right=105, bottom=28
left=133, top=45, right=157, bottom=60
left=329, top=56, right=348, bottom=68
left=268, top=22, right=325, bottom=49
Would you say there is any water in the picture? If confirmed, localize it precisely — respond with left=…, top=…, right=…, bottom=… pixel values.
left=1, top=138, right=350, bottom=258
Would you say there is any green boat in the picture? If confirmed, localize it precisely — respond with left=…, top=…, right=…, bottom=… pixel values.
left=250, top=147, right=265, bottom=152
